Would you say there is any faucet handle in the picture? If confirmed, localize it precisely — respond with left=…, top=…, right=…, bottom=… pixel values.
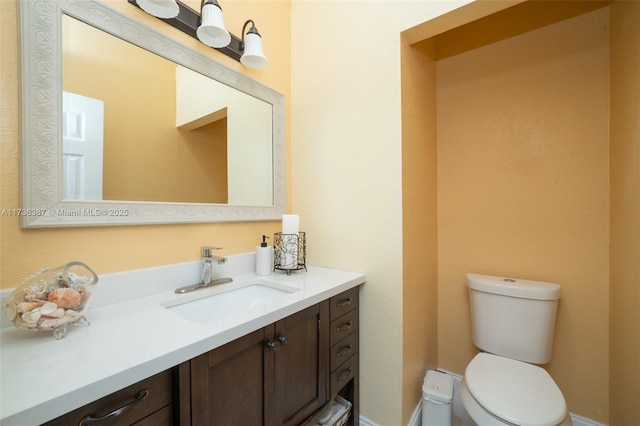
left=201, top=246, right=222, bottom=258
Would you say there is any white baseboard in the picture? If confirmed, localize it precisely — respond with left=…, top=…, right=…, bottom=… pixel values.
left=408, top=399, right=423, bottom=426
left=359, top=399, right=424, bottom=426
left=359, top=415, right=378, bottom=426
left=570, top=413, right=607, bottom=426
left=365, top=410, right=606, bottom=426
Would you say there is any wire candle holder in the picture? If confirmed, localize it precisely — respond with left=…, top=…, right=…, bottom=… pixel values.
left=273, top=232, right=306, bottom=275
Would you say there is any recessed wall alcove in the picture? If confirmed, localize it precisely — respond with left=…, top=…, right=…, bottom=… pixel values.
left=401, top=1, right=639, bottom=424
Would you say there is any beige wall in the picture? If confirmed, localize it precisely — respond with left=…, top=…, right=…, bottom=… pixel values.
left=290, top=2, right=471, bottom=424
left=610, top=1, right=640, bottom=424
left=400, top=37, right=438, bottom=425
left=435, top=6, right=611, bottom=421
left=0, top=0, right=290, bottom=289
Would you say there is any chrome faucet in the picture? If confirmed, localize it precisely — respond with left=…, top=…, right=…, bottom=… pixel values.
left=201, top=246, right=226, bottom=285
left=174, top=247, right=232, bottom=294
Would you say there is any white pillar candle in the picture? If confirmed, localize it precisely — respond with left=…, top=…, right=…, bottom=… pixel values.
left=281, top=214, right=300, bottom=269
left=282, top=214, right=300, bottom=234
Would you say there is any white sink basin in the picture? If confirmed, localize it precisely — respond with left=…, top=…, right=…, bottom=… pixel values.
left=161, top=281, right=299, bottom=324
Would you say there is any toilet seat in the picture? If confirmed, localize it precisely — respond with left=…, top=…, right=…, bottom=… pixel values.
left=464, top=353, right=568, bottom=426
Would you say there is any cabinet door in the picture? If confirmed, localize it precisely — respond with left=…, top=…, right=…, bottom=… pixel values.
left=274, top=301, right=329, bottom=425
left=190, top=328, right=274, bottom=426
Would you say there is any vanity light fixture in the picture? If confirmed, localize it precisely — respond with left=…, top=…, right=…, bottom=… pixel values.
left=135, top=0, right=179, bottom=19
left=129, top=0, right=268, bottom=69
left=196, top=0, right=231, bottom=48
left=239, top=20, right=268, bottom=69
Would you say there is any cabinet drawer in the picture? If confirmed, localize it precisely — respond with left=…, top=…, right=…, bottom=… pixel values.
left=44, top=369, right=173, bottom=426
left=133, top=404, right=173, bottom=425
left=330, top=332, right=359, bottom=372
left=330, top=353, right=358, bottom=397
left=330, top=308, right=359, bottom=346
left=330, top=287, right=359, bottom=321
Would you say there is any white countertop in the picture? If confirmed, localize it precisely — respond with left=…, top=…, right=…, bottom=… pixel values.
left=0, top=256, right=365, bottom=425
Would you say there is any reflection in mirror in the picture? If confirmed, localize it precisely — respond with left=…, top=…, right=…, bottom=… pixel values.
left=19, top=0, right=285, bottom=227
left=61, top=15, right=273, bottom=205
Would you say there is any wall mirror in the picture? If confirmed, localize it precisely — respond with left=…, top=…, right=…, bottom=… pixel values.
left=19, top=0, right=285, bottom=227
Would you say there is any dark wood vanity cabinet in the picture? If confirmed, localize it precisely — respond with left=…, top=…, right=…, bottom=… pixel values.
left=182, top=288, right=360, bottom=426
left=186, top=301, right=331, bottom=426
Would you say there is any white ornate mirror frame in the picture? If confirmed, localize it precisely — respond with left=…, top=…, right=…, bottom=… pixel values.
left=19, top=0, right=285, bottom=227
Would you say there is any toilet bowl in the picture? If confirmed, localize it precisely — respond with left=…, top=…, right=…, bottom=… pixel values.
left=461, top=353, right=572, bottom=426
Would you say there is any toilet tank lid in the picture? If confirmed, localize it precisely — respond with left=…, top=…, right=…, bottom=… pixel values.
left=466, top=273, right=560, bottom=300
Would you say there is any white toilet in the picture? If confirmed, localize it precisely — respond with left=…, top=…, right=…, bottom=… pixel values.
left=461, top=273, right=572, bottom=426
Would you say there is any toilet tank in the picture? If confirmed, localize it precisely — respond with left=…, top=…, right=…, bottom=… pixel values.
left=466, top=273, right=561, bottom=364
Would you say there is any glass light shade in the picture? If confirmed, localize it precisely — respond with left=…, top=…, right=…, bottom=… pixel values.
left=136, top=0, right=179, bottom=19
left=196, top=3, right=231, bottom=48
left=241, top=32, right=268, bottom=69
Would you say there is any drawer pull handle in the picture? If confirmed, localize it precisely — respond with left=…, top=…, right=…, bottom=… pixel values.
left=336, top=297, right=352, bottom=308
left=337, top=344, right=352, bottom=358
left=337, top=320, right=352, bottom=333
left=79, top=389, right=148, bottom=426
left=337, top=367, right=352, bottom=382
left=266, top=341, right=278, bottom=352
left=278, top=335, right=288, bottom=345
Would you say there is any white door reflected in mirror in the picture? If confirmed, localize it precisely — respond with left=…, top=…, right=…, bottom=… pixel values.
left=62, top=92, right=104, bottom=201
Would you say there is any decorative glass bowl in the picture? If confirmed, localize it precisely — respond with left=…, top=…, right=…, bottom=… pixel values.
left=3, top=261, right=98, bottom=339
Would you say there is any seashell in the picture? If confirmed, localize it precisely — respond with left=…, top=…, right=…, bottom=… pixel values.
left=41, top=312, right=76, bottom=329
left=18, top=301, right=44, bottom=313
left=49, top=308, right=66, bottom=318
left=48, top=288, right=81, bottom=309
left=21, top=310, right=41, bottom=323
left=39, top=302, right=58, bottom=316
left=39, top=318, right=60, bottom=329
left=64, top=309, right=79, bottom=318
left=38, top=309, right=65, bottom=321
left=24, top=293, right=47, bottom=302
left=68, top=271, right=92, bottom=286
left=4, top=302, right=17, bottom=321
left=24, top=279, right=48, bottom=296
